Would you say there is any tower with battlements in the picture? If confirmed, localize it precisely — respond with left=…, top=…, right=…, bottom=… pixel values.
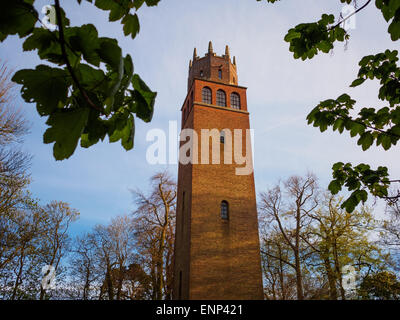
left=173, top=42, right=263, bottom=300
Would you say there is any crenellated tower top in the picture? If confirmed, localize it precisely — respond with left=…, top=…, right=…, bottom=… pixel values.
left=188, top=41, right=238, bottom=91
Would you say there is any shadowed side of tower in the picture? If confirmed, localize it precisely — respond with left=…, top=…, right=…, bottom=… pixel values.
left=173, top=42, right=264, bottom=300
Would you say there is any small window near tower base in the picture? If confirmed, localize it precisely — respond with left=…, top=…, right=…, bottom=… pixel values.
left=218, top=69, right=222, bottom=79
left=221, top=201, right=229, bottom=220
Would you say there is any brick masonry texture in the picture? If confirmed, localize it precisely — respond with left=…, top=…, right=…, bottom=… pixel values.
left=173, top=47, right=264, bottom=300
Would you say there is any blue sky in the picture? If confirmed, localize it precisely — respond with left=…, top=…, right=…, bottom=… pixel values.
left=1, top=0, right=399, bottom=235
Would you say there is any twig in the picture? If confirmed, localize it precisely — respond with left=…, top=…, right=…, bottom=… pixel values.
left=54, top=0, right=103, bottom=114
left=329, top=0, right=372, bottom=30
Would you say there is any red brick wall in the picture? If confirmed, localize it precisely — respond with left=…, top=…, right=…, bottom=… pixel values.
left=174, top=76, right=263, bottom=300
left=188, top=53, right=238, bottom=90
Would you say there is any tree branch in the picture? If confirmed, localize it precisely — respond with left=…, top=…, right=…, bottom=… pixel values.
left=329, top=0, right=372, bottom=30
left=54, top=0, right=104, bottom=114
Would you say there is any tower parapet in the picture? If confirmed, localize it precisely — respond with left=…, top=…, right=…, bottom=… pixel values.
left=188, top=41, right=238, bottom=90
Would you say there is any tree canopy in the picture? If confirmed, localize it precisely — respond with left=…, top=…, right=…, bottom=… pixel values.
left=0, top=0, right=158, bottom=160
left=260, top=0, right=400, bottom=212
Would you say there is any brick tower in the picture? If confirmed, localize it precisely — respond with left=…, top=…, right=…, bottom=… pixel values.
left=173, top=42, right=263, bottom=300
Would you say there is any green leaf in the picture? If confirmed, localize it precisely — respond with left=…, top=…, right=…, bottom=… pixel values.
left=94, top=0, right=129, bottom=22
left=358, top=132, right=374, bottom=151
left=122, top=14, right=140, bottom=39
left=69, top=24, right=101, bottom=66
left=75, top=63, right=106, bottom=90
left=108, top=113, right=135, bottom=150
left=144, top=0, right=161, bottom=6
left=0, top=1, right=38, bottom=41
left=381, top=134, right=392, bottom=150
left=80, top=109, right=107, bottom=148
left=342, top=194, right=358, bottom=213
left=98, top=37, right=122, bottom=70
left=388, top=19, right=400, bottom=41
left=133, top=0, right=146, bottom=10
left=284, top=30, right=301, bottom=42
left=12, top=65, right=70, bottom=116
left=350, top=78, right=366, bottom=87
left=131, top=74, right=157, bottom=122
left=328, top=180, right=342, bottom=194
left=43, top=108, right=90, bottom=160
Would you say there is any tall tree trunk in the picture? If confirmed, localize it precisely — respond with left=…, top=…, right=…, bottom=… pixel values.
left=277, top=245, right=286, bottom=300
left=105, top=259, right=114, bottom=300
left=83, top=267, right=90, bottom=300
left=322, top=253, right=338, bottom=300
left=332, top=239, right=346, bottom=300
left=150, top=256, right=157, bottom=300
left=156, top=226, right=167, bottom=300
left=11, top=247, right=25, bottom=300
left=294, top=249, right=304, bottom=300
left=295, top=209, right=304, bottom=300
left=164, top=243, right=173, bottom=300
left=116, top=264, right=124, bottom=300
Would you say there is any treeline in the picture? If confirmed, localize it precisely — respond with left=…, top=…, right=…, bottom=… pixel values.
left=0, top=171, right=175, bottom=300
left=65, top=171, right=176, bottom=300
left=259, top=173, right=400, bottom=300
left=0, top=62, right=80, bottom=299
left=2, top=61, right=400, bottom=299
left=0, top=62, right=177, bottom=300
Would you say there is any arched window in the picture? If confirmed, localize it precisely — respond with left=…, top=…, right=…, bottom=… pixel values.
left=231, top=93, right=240, bottom=109
left=220, top=130, right=225, bottom=144
left=216, top=90, right=226, bottom=107
left=221, top=201, right=229, bottom=220
left=218, top=69, right=222, bottom=79
left=202, top=87, right=212, bottom=104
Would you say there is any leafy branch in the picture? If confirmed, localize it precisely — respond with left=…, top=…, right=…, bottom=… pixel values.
left=0, top=0, right=159, bottom=160
left=54, top=0, right=103, bottom=114
left=262, top=0, right=400, bottom=212
left=330, top=0, right=372, bottom=30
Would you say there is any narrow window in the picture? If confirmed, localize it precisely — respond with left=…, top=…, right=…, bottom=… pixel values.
left=221, top=201, right=229, bottom=220
left=231, top=93, right=241, bottom=109
left=200, top=70, right=204, bottom=77
left=218, top=69, right=222, bottom=79
left=216, top=90, right=226, bottom=107
left=202, top=87, right=212, bottom=104
left=220, top=130, right=225, bottom=144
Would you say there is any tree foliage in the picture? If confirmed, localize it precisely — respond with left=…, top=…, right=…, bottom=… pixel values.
left=260, top=0, right=400, bottom=212
left=259, top=174, right=393, bottom=300
left=0, top=61, right=32, bottom=220
left=131, top=171, right=176, bottom=300
left=0, top=0, right=158, bottom=160
left=358, top=271, right=400, bottom=299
